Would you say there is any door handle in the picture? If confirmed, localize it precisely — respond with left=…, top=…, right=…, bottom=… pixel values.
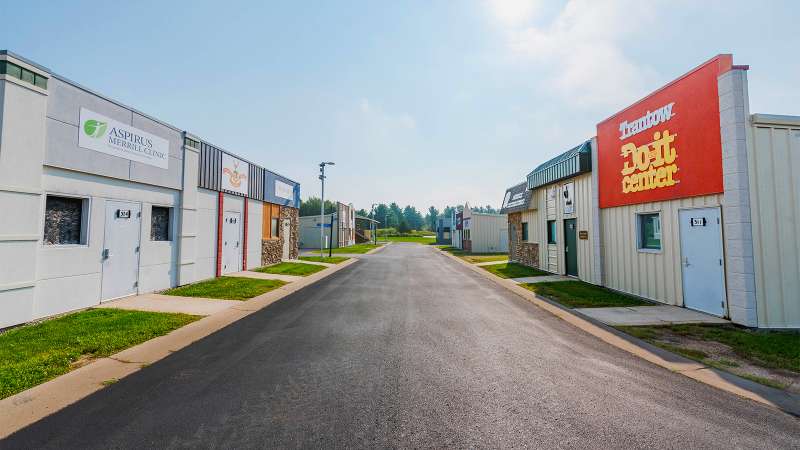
left=683, top=257, right=690, bottom=267
left=102, top=249, right=110, bottom=260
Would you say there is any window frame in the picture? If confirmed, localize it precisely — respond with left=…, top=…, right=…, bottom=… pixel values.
left=637, top=212, right=662, bottom=252
left=546, top=220, right=557, bottom=244
left=42, top=194, right=91, bottom=247
left=521, top=222, right=529, bottom=242
left=150, top=205, right=173, bottom=242
left=270, top=217, right=280, bottom=239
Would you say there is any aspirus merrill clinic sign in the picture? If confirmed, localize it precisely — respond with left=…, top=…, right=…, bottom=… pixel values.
left=78, top=108, right=170, bottom=169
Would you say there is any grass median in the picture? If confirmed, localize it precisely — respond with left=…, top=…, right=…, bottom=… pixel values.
left=163, top=276, right=285, bottom=300
left=481, top=263, right=549, bottom=279
left=0, top=309, right=199, bottom=399
left=299, top=256, right=350, bottom=264
left=618, top=324, right=800, bottom=391
left=438, top=246, right=508, bottom=264
left=522, top=281, right=652, bottom=308
left=254, top=262, right=326, bottom=276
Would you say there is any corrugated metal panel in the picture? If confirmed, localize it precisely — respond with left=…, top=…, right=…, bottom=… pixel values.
left=249, top=164, right=264, bottom=200
left=198, top=142, right=221, bottom=191
left=749, top=121, right=800, bottom=328
left=601, top=194, right=722, bottom=306
left=467, top=213, right=508, bottom=253
left=527, top=140, right=592, bottom=189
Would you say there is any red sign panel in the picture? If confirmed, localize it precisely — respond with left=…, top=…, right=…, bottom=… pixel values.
left=596, top=55, right=733, bottom=208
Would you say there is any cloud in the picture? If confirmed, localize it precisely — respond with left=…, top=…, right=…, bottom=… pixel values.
left=486, top=0, right=660, bottom=109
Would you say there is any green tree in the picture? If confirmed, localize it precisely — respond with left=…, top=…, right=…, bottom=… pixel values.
left=374, top=203, right=389, bottom=228
left=300, top=197, right=336, bottom=216
left=398, top=217, right=411, bottom=233
left=402, top=205, right=424, bottom=231
left=388, top=203, right=403, bottom=228
left=427, top=206, right=439, bottom=230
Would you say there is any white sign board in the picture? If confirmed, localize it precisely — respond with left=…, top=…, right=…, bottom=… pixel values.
left=275, top=179, right=294, bottom=200
left=78, top=108, right=170, bottom=169
left=562, top=182, right=575, bottom=215
left=221, top=153, right=249, bottom=195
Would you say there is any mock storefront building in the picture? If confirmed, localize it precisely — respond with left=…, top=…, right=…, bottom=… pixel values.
left=298, top=202, right=356, bottom=249
left=460, top=204, right=508, bottom=253
left=0, top=50, right=301, bottom=329
left=502, top=141, right=602, bottom=285
left=502, top=54, right=798, bottom=328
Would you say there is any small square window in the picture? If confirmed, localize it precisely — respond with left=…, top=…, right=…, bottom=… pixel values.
left=522, top=222, right=529, bottom=241
left=547, top=220, right=557, bottom=244
left=44, top=195, right=88, bottom=245
left=638, top=213, right=662, bottom=250
left=150, top=206, right=172, bottom=241
left=34, top=73, right=47, bottom=89
left=271, top=218, right=280, bottom=238
left=20, top=68, right=35, bottom=84
left=4, top=61, right=22, bottom=80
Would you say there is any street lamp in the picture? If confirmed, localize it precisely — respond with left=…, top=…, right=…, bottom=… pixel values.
left=370, top=203, right=378, bottom=245
left=319, top=162, right=335, bottom=258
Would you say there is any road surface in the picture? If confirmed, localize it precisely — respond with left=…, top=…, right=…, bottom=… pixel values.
left=4, top=243, right=799, bottom=448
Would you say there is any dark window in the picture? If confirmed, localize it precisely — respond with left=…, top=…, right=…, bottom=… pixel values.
left=638, top=213, right=661, bottom=250
left=271, top=218, right=280, bottom=238
left=1, top=60, right=48, bottom=89
left=522, top=222, right=529, bottom=241
left=34, top=73, right=48, bottom=89
left=20, top=67, right=35, bottom=84
left=150, top=206, right=171, bottom=241
left=547, top=220, right=557, bottom=244
left=44, top=196, right=86, bottom=245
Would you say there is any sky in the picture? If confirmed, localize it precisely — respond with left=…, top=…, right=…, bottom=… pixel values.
left=2, top=1, right=798, bottom=213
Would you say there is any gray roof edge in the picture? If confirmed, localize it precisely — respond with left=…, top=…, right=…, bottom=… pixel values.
left=526, top=139, right=592, bottom=179
left=751, top=113, right=800, bottom=127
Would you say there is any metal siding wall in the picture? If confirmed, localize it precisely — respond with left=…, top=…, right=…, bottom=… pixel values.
left=601, top=193, right=722, bottom=305
left=471, top=214, right=507, bottom=253
left=750, top=123, right=800, bottom=328
left=198, top=143, right=221, bottom=191
left=249, top=165, right=264, bottom=200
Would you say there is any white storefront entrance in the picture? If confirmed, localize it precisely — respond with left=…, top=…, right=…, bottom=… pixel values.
left=679, top=207, right=727, bottom=317
left=101, top=200, right=142, bottom=301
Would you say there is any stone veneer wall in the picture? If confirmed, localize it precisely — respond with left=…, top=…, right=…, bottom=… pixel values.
left=507, top=212, right=539, bottom=268
left=261, top=239, right=282, bottom=265
left=281, top=206, right=299, bottom=260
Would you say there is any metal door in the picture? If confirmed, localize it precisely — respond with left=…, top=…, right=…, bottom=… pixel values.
left=282, top=219, right=291, bottom=260
left=101, top=201, right=142, bottom=301
left=679, top=207, right=726, bottom=316
left=564, top=219, right=578, bottom=277
left=222, top=212, right=241, bottom=274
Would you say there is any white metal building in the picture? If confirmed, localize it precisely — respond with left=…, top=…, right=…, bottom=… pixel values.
left=461, top=206, right=508, bottom=253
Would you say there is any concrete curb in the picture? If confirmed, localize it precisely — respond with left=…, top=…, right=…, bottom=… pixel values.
left=0, top=257, right=360, bottom=438
left=365, top=243, right=389, bottom=254
left=433, top=247, right=800, bottom=417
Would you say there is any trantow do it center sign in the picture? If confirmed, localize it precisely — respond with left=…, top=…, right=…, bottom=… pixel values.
left=78, top=108, right=170, bottom=169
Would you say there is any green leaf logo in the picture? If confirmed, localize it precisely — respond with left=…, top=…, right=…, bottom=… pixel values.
left=84, top=119, right=107, bottom=138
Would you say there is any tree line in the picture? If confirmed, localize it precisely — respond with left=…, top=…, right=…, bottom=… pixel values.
left=300, top=197, right=498, bottom=232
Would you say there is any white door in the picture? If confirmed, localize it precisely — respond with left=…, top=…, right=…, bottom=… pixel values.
left=222, top=212, right=241, bottom=274
left=679, top=207, right=726, bottom=316
left=101, top=201, right=142, bottom=301
left=282, top=219, right=291, bottom=260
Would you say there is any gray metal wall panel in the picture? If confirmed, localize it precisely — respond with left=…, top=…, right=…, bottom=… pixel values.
left=264, top=170, right=300, bottom=207
left=198, top=142, right=221, bottom=191
left=43, top=78, right=182, bottom=190
left=249, top=164, right=264, bottom=200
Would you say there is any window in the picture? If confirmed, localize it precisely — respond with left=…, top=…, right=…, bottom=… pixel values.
left=547, top=220, right=557, bottom=244
left=638, top=213, right=662, bottom=250
left=150, top=206, right=171, bottom=241
left=43, top=195, right=87, bottom=245
left=0, top=60, right=48, bottom=89
left=521, top=222, right=529, bottom=241
left=271, top=218, right=280, bottom=238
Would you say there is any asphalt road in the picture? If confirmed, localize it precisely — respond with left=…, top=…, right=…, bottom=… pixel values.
left=4, top=244, right=799, bottom=448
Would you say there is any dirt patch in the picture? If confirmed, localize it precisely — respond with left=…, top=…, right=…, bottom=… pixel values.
left=69, top=354, right=96, bottom=370
left=651, top=330, right=799, bottom=393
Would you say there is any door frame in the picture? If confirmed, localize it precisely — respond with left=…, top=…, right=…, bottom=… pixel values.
left=100, top=199, right=143, bottom=302
left=678, top=205, right=728, bottom=317
left=563, top=218, right=578, bottom=277
left=222, top=210, right=242, bottom=274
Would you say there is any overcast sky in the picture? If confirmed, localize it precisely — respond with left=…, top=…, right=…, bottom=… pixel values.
left=2, top=1, right=798, bottom=212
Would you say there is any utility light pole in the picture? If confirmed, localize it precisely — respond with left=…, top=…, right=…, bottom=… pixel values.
left=371, top=203, right=377, bottom=245
left=319, top=162, right=334, bottom=258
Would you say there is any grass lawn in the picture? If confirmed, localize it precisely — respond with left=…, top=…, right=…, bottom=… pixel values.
left=618, top=324, right=800, bottom=390
left=438, top=246, right=508, bottom=264
left=481, top=263, right=549, bottom=279
left=385, top=235, right=436, bottom=243
left=329, top=243, right=382, bottom=254
left=163, top=276, right=285, bottom=300
left=523, top=281, right=652, bottom=308
left=254, top=262, right=326, bottom=276
left=299, top=256, right=350, bottom=264
left=0, top=309, right=198, bottom=399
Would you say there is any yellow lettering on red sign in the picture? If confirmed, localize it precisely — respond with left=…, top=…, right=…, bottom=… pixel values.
left=620, top=129, right=679, bottom=193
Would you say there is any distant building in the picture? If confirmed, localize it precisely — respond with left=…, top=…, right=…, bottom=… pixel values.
left=435, top=217, right=452, bottom=245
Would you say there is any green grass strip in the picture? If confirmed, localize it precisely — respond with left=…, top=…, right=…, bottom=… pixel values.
left=299, top=256, right=350, bottom=264
left=163, top=276, right=285, bottom=300
left=254, top=262, right=326, bottom=276
left=481, top=263, right=548, bottom=279
left=0, top=309, right=198, bottom=399
left=523, top=281, right=652, bottom=308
